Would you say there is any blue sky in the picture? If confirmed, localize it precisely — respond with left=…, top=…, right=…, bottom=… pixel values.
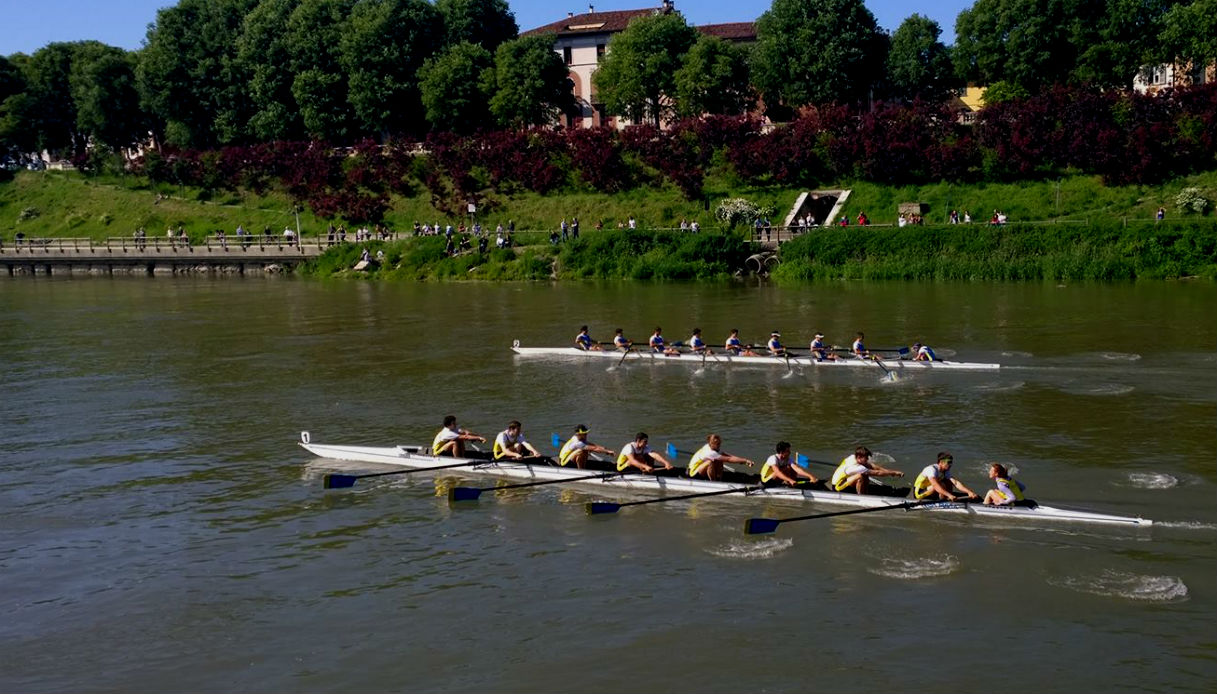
left=0, top=0, right=975, bottom=57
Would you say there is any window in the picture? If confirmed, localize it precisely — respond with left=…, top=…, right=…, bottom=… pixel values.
left=596, top=44, right=606, bottom=62
left=563, top=46, right=572, bottom=65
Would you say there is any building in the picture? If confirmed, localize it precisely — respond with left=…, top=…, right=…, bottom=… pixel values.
left=1133, top=61, right=1215, bottom=95
left=522, top=1, right=756, bottom=129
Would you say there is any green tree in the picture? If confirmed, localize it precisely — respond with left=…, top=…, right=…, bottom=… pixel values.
left=18, top=43, right=80, bottom=155
left=0, top=55, right=33, bottom=155
left=436, top=0, right=517, bottom=52
left=70, top=44, right=145, bottom=152
left=593, top=12, right=699, bottom=127
left=239, top=0, right=304, bottom=142
left=137, top=0, right=256, bottom=147
left=417, top=41, right=493, bottom=133
left=341, top=0, right=443, bottom=138
left=673, top=35, right=753, bottom=117
left=1160, top=0, right=1217, bottom=69
left=752, top=0, right=888, bottom=109
left=286, top=0, right=357, bottom=141
left=486, top=34, right=574, bottom=128
left=886, top=14, right=957, bottom=102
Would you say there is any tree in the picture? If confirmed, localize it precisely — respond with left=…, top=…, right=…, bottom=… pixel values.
left=486, top=34, right=574, bottom=128
left=1074, top=0, right=1176, bottom=89
left=239, top=0, right=305, bottom=142
left=285, top=0, right=357, bottom=142
left=0, top=55, right=33, bottom=155
left=18, top=43, right=80, bottom=155
left=673, top=35, right=753, bottom=117
left=137, top=0, right=257, bottom=147
left=70, top=44, right=146, bottom=152
left=752, top=0, right=888, bottom=109
left=436, top=0, right=517, bottom=52
left=341, top=0, right=443, bottom=138
left=417, top=41, right=493, bottom=133
left=593, top=12, right=699, bottom=128
left=886, top=14, right=957, bottom=102
left=1160, top=0, right=1217, bottom=69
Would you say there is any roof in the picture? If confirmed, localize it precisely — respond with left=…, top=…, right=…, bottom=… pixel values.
left=697, top=22, right=756, bottom=42
left=522, top=8, right=660, bottom=37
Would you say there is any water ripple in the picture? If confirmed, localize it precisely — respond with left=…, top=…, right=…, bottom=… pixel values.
left=706, top=537, right=793, bottom=559
left=1125, top=472, right=1179, bottom=490
left=867, top=555, right=960, bottom=580
left=1050, top=570, right=1188, bottom=602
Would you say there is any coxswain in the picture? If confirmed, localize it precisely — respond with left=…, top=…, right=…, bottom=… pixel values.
left=433, top=415, right=486, bottom=457
left=649, top=327, right=679, bottom=355
left=616, top=432, right=674, bottom=473
left=982, top=462, right=1032, bottom=506
left=575, top=325, right=601, bottom=351
left=767, top=331, right=787, bottom=356
left=830, top=446, right=904, bottom=494
left=558, top=425, right=615, bottom=469
left=759, top=441, right=819, bottom=486
left=493, top=420, right=542, bottom=461
left=912, top=452, right=980, bottom=501
left=809, top=332, right=837, bottom=361
left=612, top=328, right=632, bottom=351
left=724, top=328, right=757, bottom=356
left=688, top=328, right=710, bottom=354
left=912, top=342, right=938, bottom=361
left=687, top=433, right=755, bottom=481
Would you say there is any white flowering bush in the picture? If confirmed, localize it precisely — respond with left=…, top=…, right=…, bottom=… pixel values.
left=1174, top=187, right=1210, bottom=215
left=714, top=198, right=775, bottom=227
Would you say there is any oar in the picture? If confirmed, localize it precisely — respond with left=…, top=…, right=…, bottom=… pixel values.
left=449, top=467, right=623, bottom=502
left=614, top=346, right=635, bottom=367
left=743, top=498, right=945, bottom=534
left=587, top=483, right=766, bottom=514
left=323, top=458, right=486, bottom=489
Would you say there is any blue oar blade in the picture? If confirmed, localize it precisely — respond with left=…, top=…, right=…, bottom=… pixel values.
left=796, top=453, right=810, bottom=467
left=666, top=442, right=678, bottom=458
left=898, top=346, right=910, bottom=356
left=448, top=487, right=483, bottom=503
left=323, top=474, right=357, bottom=489
left=551, top=433, right=562, bottom=448
left=743, top=517, right=781, bottom=535
left=586, top=502, right=622, bottom=515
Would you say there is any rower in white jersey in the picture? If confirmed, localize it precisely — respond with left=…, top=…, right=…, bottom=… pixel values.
left=686, top=433, right=755, bottom=481
left=766, top=331, right=788, bottom=356
left=723, top=328, right=755, bottom=356
left=558, top=424, right=615, bottom=469
left=809, top=332, right=837, bottom=361
left=830, top=445, right=904, bottom=494
left=648, top=327, right=679, bottom=355
left=851, top=332, right=872, bottom=359
left=432, top=415, right=486, bottom=457
left=687, top=328, right=710, bottom=354
left=616, top=432, right=675, bottom=473
left=912, top=342, right=938, bottom=361
left=612, top=328, right=632, bottom=351
left=912, top=452, right=980, bottom=501
left=493, top=420, right=542, bottom=461
left=759, top=441, right=820, bottom=486
left=574, top=325, right=602, bottom=351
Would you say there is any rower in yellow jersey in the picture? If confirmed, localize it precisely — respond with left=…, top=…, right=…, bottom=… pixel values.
left=687, top=433, right=755, bottom=481
left=830, top=445, right=904, bottom=494
left=912, top=452, right=980, bottom=501
left=558, top=425, right=615, bottom=469
left=432, top=415, right=486, bottom=457
left=492, top=420, right=542, bottom=460
left=617, top=432, right=674, bottom=473
left=759, top=441, right=819, bottom=486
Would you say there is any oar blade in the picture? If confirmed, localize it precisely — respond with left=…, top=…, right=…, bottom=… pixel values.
left=551, top=433, right=562, bottom=448
left=323, top=474, right=357, bottom=489
left=666, top=442, right=678, bottom=458
left=796, top=453, right=810, bottom=466
left=743, top=517, right=781, bottom=535
left=586, top=502, right=622, bottom=515
left=448, top=486, right=483, bottom=503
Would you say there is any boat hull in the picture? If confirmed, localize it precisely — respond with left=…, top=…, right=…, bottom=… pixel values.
left=511, top=343, right=1000, bottom=371
left=300, top=440, right=1151, bottom=527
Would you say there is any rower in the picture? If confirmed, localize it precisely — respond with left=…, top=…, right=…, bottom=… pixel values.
left=724, top=328, right=751, bottom=356
left=558, top=424, right=615, bottom=469
left=688, top=328, right=709, bottom=354
left=759, top=441, right=819, bottom=486
left=493, top=420, right=542, bottom=461
left=851, top=332, right=870, bottom=359
left=612, top=328, right=632, bottom=351
left=687, top=433, right=755, bottom=481
left=983, top=462, right=1033, bottom=506
left=575, top=325, right=601, bottom=351
left=649, top=327, right=679, bottom=355
left=830, top=446, right=904, bottom=494
left=433, top=415, right=486, bottom=457
left=912, top=342, right=937, bottom=361
left=809, top=332, right=836, bottom=361
left=617, top=432, right=674, bottom=473
left=766, top=331, right=787, bottom=356
left=912, top=452, right=980, bottom=501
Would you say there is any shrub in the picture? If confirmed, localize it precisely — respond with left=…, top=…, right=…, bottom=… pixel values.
left=17, top=207, right=40, bottom=222
left=1175, top=187, right=1210, bottom=214
left=714, top=198, right=774, bottom=227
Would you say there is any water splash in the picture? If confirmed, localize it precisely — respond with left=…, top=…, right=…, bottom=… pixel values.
left=1155, top=520, right=1217, bottom=530
left=868, top=554, right=960, bottom=579
left=1126, top=472, right=1178, bottom=490
left=706, top=537, right=794, bottom=559
left=1098, top=352, right=1142, bottom=362
left=1051, top=570, right=1188, bottom=602
left=973, top=381, right=1025, bottom=392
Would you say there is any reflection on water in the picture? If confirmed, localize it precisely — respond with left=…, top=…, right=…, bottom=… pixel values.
left=0, top=278, right=1214, bottom=693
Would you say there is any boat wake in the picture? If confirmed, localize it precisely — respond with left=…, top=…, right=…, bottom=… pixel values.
left=1098, top=352, right=1142, bottom=362
left=973, top=381, right=1025, bottom=392
left=867, top=554, right=960, bottom=580
left=1057, top=383, right=1135, bottom=396
left=1125, top=472, right=1179, bottom=490
left=1050, top=570, right=1188, bottom=602
left=706, top=537, right=794, bottom=560
left=1155, top=520, right=1217, bottom=530
left=1001, top=350, right=1034, bottom=358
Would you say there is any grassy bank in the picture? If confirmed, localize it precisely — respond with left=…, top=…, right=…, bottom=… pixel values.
left=771, top=222, right=1217, bottom=281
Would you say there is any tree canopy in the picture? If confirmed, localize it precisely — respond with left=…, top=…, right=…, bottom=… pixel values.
left=593, top=12, right=699, bottom=128
left=417, top=41, right=494, bottom=134
left=886, top=14, right=957, bottom=102
left=436, top=0, right=518, bottom=52
left=673, top=35, right=753, bottom=118
left=487, top=34, right=574, bottom=128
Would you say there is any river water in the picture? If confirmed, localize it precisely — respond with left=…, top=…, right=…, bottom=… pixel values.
left=1, top=278, right=1215, bottom=693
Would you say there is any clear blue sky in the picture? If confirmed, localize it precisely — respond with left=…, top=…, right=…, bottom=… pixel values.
left=0, top=0, right=974, bottom=57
